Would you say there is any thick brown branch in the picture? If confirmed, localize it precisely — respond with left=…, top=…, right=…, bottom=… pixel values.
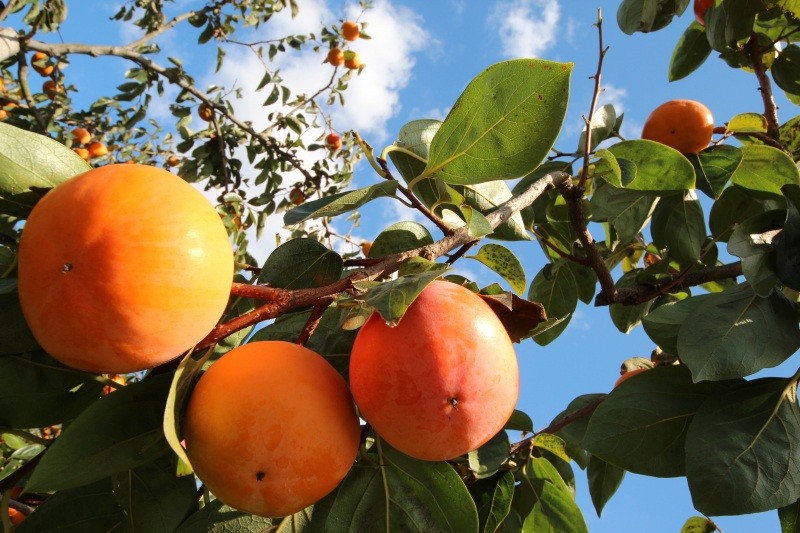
left=748, top=34, right=781, bottom=141
left=595, top=261, right=743, bottom=306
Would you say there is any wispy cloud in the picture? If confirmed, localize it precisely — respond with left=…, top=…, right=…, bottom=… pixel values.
left=491, top=0, right=561, bottom=59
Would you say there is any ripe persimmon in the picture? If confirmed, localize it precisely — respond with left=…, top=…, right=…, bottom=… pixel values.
left=31, top=51, right=53, bottom=76
left=72, top=127, right=91, bottom=145
left=341, top=21, right=359, bottom=41
left=641, top=99, right=714, bottom=154
left=0, top=109, right=6, bottom=121
left=8, top=507, right=25, bottom=526
left=166, top=155, right=180, bottom=167
left=344, top=52, right=362, bottom=70
left=614, top=368, right=649, bottom=388
left=288, top=187, right=305, bottom=205
left=694, top=0, right=713, bottom=26
left=72, top=147, right=89, bottom=161
left=183, top=341, right=360, bottom=517
left=325, top=132, right=342, bottom=151
left=198, top=102, right=214, bottom=122
left=350, top=280, right=519, bottom=461
left=327, top=48, right=344, bottom=66
left=86, top=141, right=108, bottom=159
left=18, top=163, right=233, bottom=373
left=42, top=80, right=61, bottom=97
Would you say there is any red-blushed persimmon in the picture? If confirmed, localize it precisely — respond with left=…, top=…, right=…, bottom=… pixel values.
left=349, top=279, right=519, bottom=461
left=72, top=127, right=91, bottom=145
left=325, top=132, right=342, bottom=151
left=166, top=155, right=180, bottom=167
left=694, top=0, right=713, bottom=26
left=641, top=99, right=714, bottom=154
left=183, top=341, right=360, bottom=517
left=17, top=163, right=234, bottom=374
left=327, top=48, right=344, bottom=66
left=614, top=368, right=649, bottom=388
left=288, top=187, right=305, bottom=205
left=341, top=21, right=359, bottom=41
left=42, top=80, right=61, bottom=97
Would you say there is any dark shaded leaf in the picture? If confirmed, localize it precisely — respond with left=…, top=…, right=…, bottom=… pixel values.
left=258, top=238, right=343, bottom=289
left=587, top=454, right=625, bottom=517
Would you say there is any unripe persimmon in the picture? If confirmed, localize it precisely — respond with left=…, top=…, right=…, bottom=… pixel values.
left=344, top=52, right=362, bottom=70
left=325, top=132, right=342, bottom=151
left=327, top=48, right=345, bottom=66
left=694, top=0, right=713, bottom=26
left=18, top=163, right=234, bottom=373
left=72, top=127, right=91, bottom=145
left=641, top=99, right=714, bottom=154
left=341, top=21, right=359, bottom=41
left=183, top=341, right=360, bottom=517
left=31, top=51, right=53, bottom=76
left=350, top=280, right=519, bottom=461
left=198, top=102, right=214, bottom=122
left=87, top=141, right=108, bottom=159
left=614, top=368, right=649, bottom=388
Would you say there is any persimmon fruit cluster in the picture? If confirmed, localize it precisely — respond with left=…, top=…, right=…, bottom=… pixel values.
left=349, top=280, right=520, bottom=461
left=641, top=99, right=714, bottom=154
left=18, top=163, right=234, bottom=373
left=183, top=341, right=360, bottom=517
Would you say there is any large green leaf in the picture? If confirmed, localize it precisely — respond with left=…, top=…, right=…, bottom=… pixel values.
left=583, top=365, right=735, bottom=477
left=650, top=190, right=707, bottom=264
left=609, top=270, right=656, bottom=334
left=607, top=140, right=696, bottom=191
left=731, top=145, right=800, bottom=195
left=677, top=283, right=800, bottom=381
left=16, top=479, right=125, bottom=533
left=587, top=455, right=625, bottom=518
left=468, top=244, right=526, bottom=294
left=641, top=294, right=714, bottom=357
left=0, top=122, right=90, bottom=217
left=517, top=457, right=588, bottom=533
left=469, top=471, right=515, bottom=533
left=0, top=287, right=39, bottom=355
left=284, top=181, right=398, bottom=225
left=552, top=394, right=607, bottom=458
left=368, top=221, right=434, bottom=258
left=688, top=145, right=742, bottom=199
left=773, top=44, right=800, bottom=96
left=0, top=351, right=103, bottom=429
left=686, top=378, right=800, bottom=515
left=388, top=118, right=440, bottom=184
left=307, top=442, right=479, bottom=532
left=590, top=182, right=658, bottom=245
left=669, top=20, right=712, bottom=81
left=617, top=0, right=689, bottom=34
left=704, top=1, right=760, bottom=52
left=421, top=59, right=571, bottom=185
left=175, top=500, right=273, bottom=532
left=708, top=184, right=785, bottom=242
left=361, top=269, right=447, bottom=327
left=528, top=260, right=581, bottom=346
left=25, top=374, right=172, bottom=493
left=468, top=431, right=511, bottom=480
left=112, top=455, right=199, bottom=533
left=258, top=238, right=343, bottom=289
left=727, top=209, right=783, bottom=296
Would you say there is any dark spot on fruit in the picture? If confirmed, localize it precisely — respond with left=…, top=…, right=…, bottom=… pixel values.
left=449, top=397, right=459, bottom=410
left=256, top=471, right=265, bottom=481
left=62, top=263, right=73, bottom=273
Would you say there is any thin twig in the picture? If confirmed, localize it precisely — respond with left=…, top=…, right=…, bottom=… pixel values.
left=295, top=300, right=333, bottom=345
left=578, top=8, right=608, bottom=189
left=446, top=240, right=479, bottom=265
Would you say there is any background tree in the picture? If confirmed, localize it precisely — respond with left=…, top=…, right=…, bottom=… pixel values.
left=1, top=1, right=800, bottom=532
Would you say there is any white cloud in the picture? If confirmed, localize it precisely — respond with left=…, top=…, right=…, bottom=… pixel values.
left=598, top=83, right=627, bottom=115
left=491, top=0, right=561, bottom=59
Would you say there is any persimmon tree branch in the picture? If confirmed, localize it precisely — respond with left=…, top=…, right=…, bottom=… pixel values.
left=578, top=8, right=607, bottom=189
left=196, top=171, right=571, bottom=349
left=748, top=34, right=781, bottom=141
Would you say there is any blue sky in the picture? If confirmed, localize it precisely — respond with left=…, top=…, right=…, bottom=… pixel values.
left=37, top=0, right=796, bottom=530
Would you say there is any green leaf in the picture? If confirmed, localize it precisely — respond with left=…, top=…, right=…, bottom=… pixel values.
left=112, top=455, right=199, bottom=532
left=308, top=442, right=479, bottom=532
left=687, top=145, right=742, bottom=199
left=704, top=1, right=759, bottom=52
left=609, top=270, right=656, bottom=334
left=552, top=394, right=607, bottom=456
left=467, top=244, right=526, bottom=294
left=0, top=351, right=102, bottom=429
left=0, top=122, right=90, bottom=217
left=175, top=500, right=273, bottom=532
left=709, top=184, right=785, bottom=242
left=422, top=59, right=572, bottom=185
left=388, top=119, right=440, bottom=184
left=686, top=378, right=800, bottom=515
left=773, top=44, right=800, bottom=96
left=469, top=472, right=515, bottom=533
left=731, top=145, right=800, bottom=195
left=505, top=410, right=534, bottom=433
left=284, top=181, right=398, bottom=225
left=578, top=104, right=617, bottom=153
left=528, top=260, right=580, bottom=346
left=777, top=184, right=800, bottom=291
left=460, top=205, right=494, bottom=238
left=728, top=209, right=783, bottom=296
left=583, top=365, right=734, bottom=477
left=780, top=115, right=800, bottom=163
left=587, top=455, right=625, bottom=517
left=533, top=434, right=571, bottom=464
left=607, top=140, right=696, bottom=191
left=518, top=457, right=588, bottom=533
left=15, top=479, right=125, bottom=533
left=591, top=149, right=623, bottom=188
left=468, top=431, right=511, bottom=479
left=25, top=374, right=172, bottom=493
left=727, top=112, right=769, bottom=135
left=362, top=269, right=446, bottom=327
left=369, top=221, right=434, bottom=258
left=779, top=499, right=800, bottom=533
left=0, top=443, right=45, bottom=485
left=677, top=283, right=800, bottom=381
left=650, top=190, right=707, bottom=264
left=462, top=181, right=532, bottom=241
left=590, top=182, right=658, bottom=244
left=617, top=0, right=687, bottom=34
left=669, top=20, right=712, bottom=81
left=642, top=294, right=713, bottom=356
left=0, top=289, right=40, bottom=355
left=258, top=238, right=343, bottom=289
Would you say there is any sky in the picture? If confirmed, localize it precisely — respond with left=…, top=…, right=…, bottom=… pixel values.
left=25, top=0, right=797, bottom=530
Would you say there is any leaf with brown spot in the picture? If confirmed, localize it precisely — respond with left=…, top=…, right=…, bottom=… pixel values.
left=480, top=292, right=546, bottom=343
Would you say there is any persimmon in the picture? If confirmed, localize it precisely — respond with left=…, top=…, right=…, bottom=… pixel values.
left=31, top=51, right=53, bottom=76
left=72, top=147, right=89, bottom=161
left=198, top=102, right=214, bottom=122
left=341, top=21, right=359, bottom=41
left=0, top=78, right=5, bottom=93
left=349, top=280, right=519, bottom=461
left=614, top=368, right=649, bottom=388
left=641, top=99, right=714, bottom=154
left=327, top=48, right=344, bottom=66
left=42, top=80, right=60, bottom=97
left=183, top=341, right=360, bottom=517
left=72, top=127, right=91, bottom=145
left=360, top=240, right=372, bottom=256
left=17, top=163, right=233, bottom=373
left=694, top=0, right=713, bottom=26
left=166, top=155, right=180, bottom=167
left=344, top=52, right=362, bottom=70
left=0, top=109, right=6, bottom=121
left=325, top=132, right=342, bottom=151
left=8, top=507, right=25, bottom=526
left=102, top=374, right=127, bottom=395
left=288, top=187, right=305, bottom=205
left=87, top=141, right=108, bottom=159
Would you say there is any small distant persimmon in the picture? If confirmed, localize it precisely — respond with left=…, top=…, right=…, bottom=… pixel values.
left=325, top=132, right=342, bottom=151
left=32, top=51, right=54, bottom=76
left=360, top=240, right=372, bottom=256
left=0, top=78, right=6, bottom=93
left=614, top=368, right=649, bottom=388
left=341, top=21, right=360, bottom=41
left=0, top=109, right=6, bottom=121
left=87, top=141, right=108, bottom=159
left=166, top=155, right=180, bottom=167
left=198, top=102, right=214, bottom=122
left=8, top=508, right=25, bottom=526
left=344, top=52, right=362, bottom=70
left=42, top=80, right=61, bottom=97
left=72, top=127, right=91, bottom=145
left=327, top=48, right=345, bottom=66
left=289, top=187, right=305, bottom=205
left=73, top=147, right=90, bottom=161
